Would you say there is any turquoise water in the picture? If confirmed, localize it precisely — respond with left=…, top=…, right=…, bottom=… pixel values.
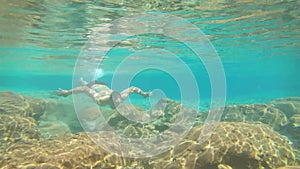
left=0, top=0, right=300, bottom=168
left=1, top=0, right=299, bottom=106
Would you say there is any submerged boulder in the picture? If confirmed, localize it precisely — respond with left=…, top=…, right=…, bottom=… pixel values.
left=79, top=98, right=197, bottom=138
left=41, top=98, right=81, bottom=133
left=0, top=122, right=296, bottom=169
left=277, top=166, right=300, bottom=169
left=0, top=93, right=297, bottom=168
left=0, top=132, right=136, bottom=169
left=149, top=122, right=296, bottom=169
left=269, top=97, right=300, bottom=152
left=206, top=104, right=288, bottom=131
left=269, top=97, right=300, bottom=118
left=280, top=114, right=300, bottom=149
left=38, top=121, right=72, bottom=139
left=0, top=91, right=45, bottom=120
left=290, top=114, right=300, bottom=128
left=0, top=114, right=39, bottom=153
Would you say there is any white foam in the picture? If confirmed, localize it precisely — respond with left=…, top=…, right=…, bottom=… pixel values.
left=95, top=68, right=104, bottom=79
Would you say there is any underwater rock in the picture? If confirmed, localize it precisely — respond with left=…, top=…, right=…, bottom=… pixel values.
left=0, top=132, right=140, bottom=169
left=75, top=98, right=198, bottom=138
left=269, top=97, right=300, bottom=118
left=277, top=166, right=300, bottom=169
left=0, top=122, right=296, bottom=169
left=0, top=91, right=45, bottom=120
left=295, top=149, right=300, bottom=166
left=38, top=121, right=71, bottom=139
left=149, top=122, right=296, bottom=169
left=117, top=104, right=151, bottom=122
left=149, top=98, right=198, bottom=128
left=290, top=114, right=300, bottom=128
left=0, top=114, right=39, bottom=151
left=77, top=106, right=105, bottom=131
left=41, top=98, right=76, bottom=121
left=211, top=104, right=288, bottom=131
left=103, top=98, right=197, bottom=138
left=79, top=104, right=152, bottom=131
left=103, top=108, right=159, bottom=138
left=0, top=95, right=296, bottom=168
left=41, top=98, right=81, bottom=133
left=218, top=164, right=233, bottom=169
left=280, top=114, right=300, bottom=150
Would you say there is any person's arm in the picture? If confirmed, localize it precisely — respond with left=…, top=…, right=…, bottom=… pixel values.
left=56, top=86, right=91, bottom=97
left=57, top=88, right=71, bottom=97
left=120, top=86, right=152, bottom=99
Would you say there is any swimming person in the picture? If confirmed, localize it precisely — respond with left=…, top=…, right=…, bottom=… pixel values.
left=56, top=77, right=152, bottom=109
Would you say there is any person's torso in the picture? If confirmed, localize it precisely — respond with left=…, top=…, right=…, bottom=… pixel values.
left=91, top=84, right=113, bottom=98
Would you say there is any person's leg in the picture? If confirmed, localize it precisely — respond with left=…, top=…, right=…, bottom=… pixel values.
left=120, top=86, right=151, bottom=100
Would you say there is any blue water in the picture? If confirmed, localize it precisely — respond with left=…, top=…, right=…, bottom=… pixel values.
left=0, top=1, right=299, bottom=105
left=0, top=1, right=300, bottom=168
